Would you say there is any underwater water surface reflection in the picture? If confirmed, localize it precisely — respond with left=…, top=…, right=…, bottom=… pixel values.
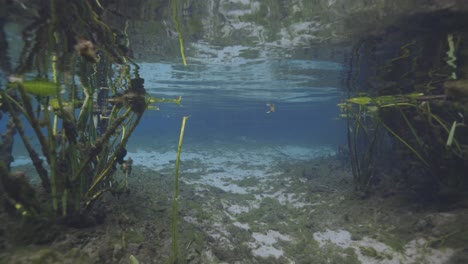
left=131, top=59, right=346, bottom=147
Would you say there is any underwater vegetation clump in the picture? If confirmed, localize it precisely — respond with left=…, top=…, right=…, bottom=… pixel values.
left=0, top=0, right=179, bottom=226
left=341, top=26, right=468, bottom=201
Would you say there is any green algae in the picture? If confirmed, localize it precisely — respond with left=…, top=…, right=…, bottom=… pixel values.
left=424, top=229, right=468, bottom=249
left=230, top=176, right=260, bottom=187
left=31, top=248, right=59, bottom=264
left=379, top=234, right=406, bottom=253
left=126, top=230, right=145, bottom=244
left=0, top=247, right=93, bottom=264
left=236, top=197, right=288, bottom=230
left=287, top=243, right=360, bottom=264
left=359, top=246, right=393, bottom=260
left=108, top=152, right=468, bottom=263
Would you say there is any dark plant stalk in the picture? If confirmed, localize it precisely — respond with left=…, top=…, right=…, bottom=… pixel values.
left=361, top=123, right=380, bottom=191
left=43, top=104, right=59, bottom=212
left=380, top=119, right=430, bottom=168
left=16, top=83, right=51, bottom=164
left=1, top=92, right=50, bottom=190
left=84, top=111, right=144, bottom=207
left=73, top=107, right=132, bottom=183
left=346, top=109, right=358, bottom=190
left=352, top=106, right=363, bottom=190
left=0, top=119, right=15, bottom=170
left=399, top=107, right=423, bottom=146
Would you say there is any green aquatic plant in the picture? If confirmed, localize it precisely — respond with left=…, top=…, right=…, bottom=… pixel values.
left=359, top=246, right=392, bottom=260
left=445, top=33, right=459, bottom=80
left=339, top=96, right=383, bottom=193
left=0, top=0, right=179, bottom=222
left=173, top=0, right=187, bottom=66
left=149, top=95, right=183, bottom=105
left=340, top=89, right=467, bottom=193
left=6, top=80, right=63, bottom=96
left=342, top=26, right=468, bottom=200
left=129, top=255, right=140, bottom=264
left=346, top=96, right=372, bottom=105
left=445, top=121, right=467, bottom=149
left=171, top=116, right=189, bottom=264
left=2, top=69, right=145, bottom=218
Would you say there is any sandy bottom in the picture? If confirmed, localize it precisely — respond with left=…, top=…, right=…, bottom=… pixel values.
left=4, top=140, right=467, bottom=264
left=123, top=141, right=460, bottom=263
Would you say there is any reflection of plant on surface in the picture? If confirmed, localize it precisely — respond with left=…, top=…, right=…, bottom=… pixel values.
left=0, top=0, right=179, bottom=223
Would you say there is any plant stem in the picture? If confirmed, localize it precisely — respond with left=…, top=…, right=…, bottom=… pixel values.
left=173, top=0, right=187, bottom=66
left=74, top=107, right=132, bottom=183
left=84, top=111, right=143, bottom=207
left=1, top=91, right=50, bottom=190
left=16, top=83, right=51, bottom=164
left=171, top=116, right=189, bottom=263
left=380, top=119, right=430, bottom=168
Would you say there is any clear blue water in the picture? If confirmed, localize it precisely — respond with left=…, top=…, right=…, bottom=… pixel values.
left=132, top=59, right=347, bottom=148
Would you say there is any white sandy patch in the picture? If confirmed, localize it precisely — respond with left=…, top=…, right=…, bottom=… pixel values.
left=128, top=144, right=334, bottom=170
left=226, top=204, right=250, bottom=215
left=189, top=170, right=264, bottom=194
left=248, top=230, right=293, bottom=259
left=183, top=216, right=199, bottom=225
left=12, top=144, right=334, bottom=173
left=183, top=145, right=333, bottom=194
left=232, top=221, right=250, bottom=230
left=313, top=229, right=455, bottom=264
left=221, top=200, right=251, bottom=231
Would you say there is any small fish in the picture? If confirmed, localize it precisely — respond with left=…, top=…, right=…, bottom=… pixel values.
left=266, top=103, right=275, bottom=114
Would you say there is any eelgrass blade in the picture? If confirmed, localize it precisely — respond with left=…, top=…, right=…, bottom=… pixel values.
left=171, top=116, right=189, bottom=263
left=380, top=119, right=430, bottom=168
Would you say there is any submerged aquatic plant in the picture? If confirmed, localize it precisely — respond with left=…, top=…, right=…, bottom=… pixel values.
left=340, top=92, right=467, bottom=193
left=341, top=29, right=468, bottom=198
left=173, top=0, right=187, bottom=66
left=0, top=0, right=180, bottom=222
left=171, top=116, right=189, bottom=264
left=343, top=75, right=466, bottom=195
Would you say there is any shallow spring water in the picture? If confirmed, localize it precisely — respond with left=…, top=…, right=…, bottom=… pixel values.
left=3, top=1, right=468, bottom=263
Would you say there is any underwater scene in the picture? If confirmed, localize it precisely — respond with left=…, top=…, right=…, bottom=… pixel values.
left=1, top=0, right=468, bottom=263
